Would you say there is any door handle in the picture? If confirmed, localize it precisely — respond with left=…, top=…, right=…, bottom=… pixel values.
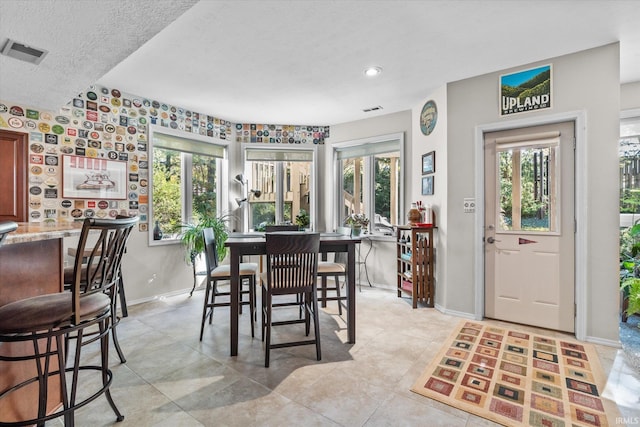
left=486, top=236, right=500, bottom=244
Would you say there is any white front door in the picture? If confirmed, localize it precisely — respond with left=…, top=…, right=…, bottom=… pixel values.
left=484, top=121, right=575, bottom=332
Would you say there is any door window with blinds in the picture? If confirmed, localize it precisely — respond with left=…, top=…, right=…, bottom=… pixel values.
left=242, top=145, right=317, bottom=231
left=149, top=128, right=228, bottom=244
left=333, top=133, right=403, bottom=235
left=495, top=132, right=560, bottom=233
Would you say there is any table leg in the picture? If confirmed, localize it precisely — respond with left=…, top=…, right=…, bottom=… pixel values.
left=230, top=247, right=239, bottom=356
left=347, top=243, right=356, bottom=343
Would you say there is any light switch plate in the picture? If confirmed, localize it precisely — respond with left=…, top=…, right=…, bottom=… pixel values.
left=464, top=198, right=475, bottom=213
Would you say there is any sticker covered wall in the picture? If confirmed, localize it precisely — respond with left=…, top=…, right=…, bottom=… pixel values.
left=0, top=86, right=329, bottom=232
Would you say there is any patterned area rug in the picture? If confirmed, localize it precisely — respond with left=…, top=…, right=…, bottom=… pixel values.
left=411, top=320, right=619, bottom=426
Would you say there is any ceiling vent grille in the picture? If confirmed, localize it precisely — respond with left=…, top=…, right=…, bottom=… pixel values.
left=1, top=39, right=48, bottom=65
left=363, top=105, right=383, bottom=113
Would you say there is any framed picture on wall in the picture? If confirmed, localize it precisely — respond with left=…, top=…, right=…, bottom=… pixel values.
left=422, top=151, right=435, bottom=174
left=62, top=155, right=127, bottom=199
left=422, top=175, right=434, bottom=196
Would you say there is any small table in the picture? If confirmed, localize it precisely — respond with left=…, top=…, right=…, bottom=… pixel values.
left=225, top=232, right=361, bottom=356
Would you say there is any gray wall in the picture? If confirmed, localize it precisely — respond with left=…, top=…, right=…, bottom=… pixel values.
left=444, top=43, right=620, bottom=342
left=621, top=81, right=640, bottom=111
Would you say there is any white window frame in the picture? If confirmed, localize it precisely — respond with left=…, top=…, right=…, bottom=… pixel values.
left=332, top=132, right=405, bottom=234
left=240, top=143, right=318, bottom=231
left=148, top=125, right=229, bottom=245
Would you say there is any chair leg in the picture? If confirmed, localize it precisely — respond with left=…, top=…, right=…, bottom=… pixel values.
left=265, top=293, right=272, bottom=368
left=118, top=276, right=128, bottom=318
left=100, top=318, right=124, bottom=422
left=304, top=291, right=311, bottom=336
left=334, top=275, right=342, bottom=315
left=210, top=281, right=218, bottom=321
left=312, top=291, right=322, bottom=361
left=261, top=284, right=267, bottom=342
left=55, top=333, right=71, bottom=427
left=111, top=316, right=127, bottom=363
left=200, top=280, right=212, bottom=341
left=239, top=278, right=244, bottom=315
left=321, top=277, right=328, bottom=308
left=249, top=276, right=255, bottom=338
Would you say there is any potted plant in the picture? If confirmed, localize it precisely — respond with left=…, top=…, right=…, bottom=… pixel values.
left=180, top=212, right=231, bottom=295
left=344, top=213, right=369, bottom=236
left=621, top=221, right=640, bottom=324
left=295, top=209, right=310, bottom=230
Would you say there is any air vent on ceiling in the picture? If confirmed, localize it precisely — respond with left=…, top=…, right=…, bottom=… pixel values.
left=363, top=105, right=383, bottom=113
left=1, top=39, right=48, bottom=65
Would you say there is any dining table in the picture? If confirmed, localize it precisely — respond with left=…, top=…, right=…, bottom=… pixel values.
left=225, top=231, right=361, bottom=356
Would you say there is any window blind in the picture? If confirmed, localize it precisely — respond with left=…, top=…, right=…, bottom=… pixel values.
left=335, top=138, right=400, bottom=160
left=153, top=132, right=225, bottom=158
left=245, top=148, right=314, bottom=162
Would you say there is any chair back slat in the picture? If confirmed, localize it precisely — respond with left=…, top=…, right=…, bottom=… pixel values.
left=71, top=216, right=137, bottom=325
left=266, top=232, right=319, bottom=293
left=203, top=227, right=220, bottom=273
left=265, top=225, right=299, bottom=232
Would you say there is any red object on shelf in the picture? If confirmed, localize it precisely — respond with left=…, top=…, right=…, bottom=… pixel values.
left=414, top=223, right=433, bottom=228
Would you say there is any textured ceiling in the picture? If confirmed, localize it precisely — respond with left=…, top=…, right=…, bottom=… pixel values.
left=1, top=0, right=639, bottom=126
left=0, top=0, right=197, bottom=112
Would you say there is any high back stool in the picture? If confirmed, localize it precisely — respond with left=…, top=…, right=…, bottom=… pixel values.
left=63, top=215, right=131, bottom=363
left=261, top=232, right=321, bottom=367
left=200, top=227, right=258, bottom=340
left=0, top=216, right=137, bottom=426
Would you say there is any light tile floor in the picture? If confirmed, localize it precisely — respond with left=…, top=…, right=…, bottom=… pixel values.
left=60, top=286, right=639, bottom=426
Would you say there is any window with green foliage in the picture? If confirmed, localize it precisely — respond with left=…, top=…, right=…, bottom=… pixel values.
left=242, top=145, right=316, bottom=231
left=334, top=133, right=403, bottom=235
left=497, top=142, right=557, bottom=232
left=150, top=130, right=226, bottom=243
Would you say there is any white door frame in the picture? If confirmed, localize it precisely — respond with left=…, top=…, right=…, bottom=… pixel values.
left=474, top=110, right=587, bottom=340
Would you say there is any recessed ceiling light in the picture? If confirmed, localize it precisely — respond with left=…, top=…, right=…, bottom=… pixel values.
left=364, top=66, right=382, bottom=77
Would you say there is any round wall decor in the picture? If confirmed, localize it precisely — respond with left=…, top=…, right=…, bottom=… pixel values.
left=420, top=100, right=438, bottom=136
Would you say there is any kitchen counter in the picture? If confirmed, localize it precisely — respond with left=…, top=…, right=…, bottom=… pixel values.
left=4, top=221, right=83, bottom=245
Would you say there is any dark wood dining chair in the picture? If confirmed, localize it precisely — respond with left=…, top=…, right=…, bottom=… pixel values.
left=261, top=232, right=321, bottom=367
left=316, top=226, right=349, bottom=314
left=0, top=216, right=137, bottom=426
left=0, top=221, right=18, bottom=246
left=317, top=251, right=347, bottom=315
left=260, top=225, right=300, bottom=274
left=200, top=227, right=258, bottom=340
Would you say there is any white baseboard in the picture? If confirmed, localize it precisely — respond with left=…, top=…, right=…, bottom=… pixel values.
left=126, top=286, right=201, bottom=307
left=584, top=335, right=622, bottom=348
left=434, top=303, right=477, bottom=320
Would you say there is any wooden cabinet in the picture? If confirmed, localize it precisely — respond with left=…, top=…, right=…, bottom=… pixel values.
left=396, top=225, right=435, bottom=308
left=0, top=130, right=28, bottom=222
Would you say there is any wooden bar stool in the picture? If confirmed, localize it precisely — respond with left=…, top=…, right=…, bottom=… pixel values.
left=200, top=227, right=258, bottom=341
left=261, top=232, right=321, bottom=367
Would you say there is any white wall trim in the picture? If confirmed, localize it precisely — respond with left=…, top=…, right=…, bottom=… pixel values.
left=474, top=110, right=587, bottom=340
left=585, top=336, right=621, bottom=348
left=435, top=303, right=476, bottom=320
